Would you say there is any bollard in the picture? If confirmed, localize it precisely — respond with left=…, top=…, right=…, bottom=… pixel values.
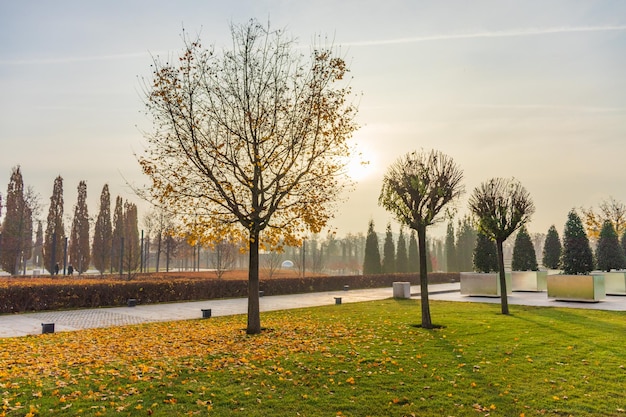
left=127, top=298, right=137, bottom=307
left=259, top=291, right=264, bottom=297
left=334, top=297, right=342, bottom=305
left=201, top=309, right=212, bottom=318
left=343, top=285, right=349, bottom=291
left=41, top=323, right=55, bottom=334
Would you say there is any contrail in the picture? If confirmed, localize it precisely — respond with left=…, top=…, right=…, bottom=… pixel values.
left=343, top=25, right=626, bottom=46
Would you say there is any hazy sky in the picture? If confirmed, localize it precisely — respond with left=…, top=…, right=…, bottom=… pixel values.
left=1, top=0, right=625, bottom=239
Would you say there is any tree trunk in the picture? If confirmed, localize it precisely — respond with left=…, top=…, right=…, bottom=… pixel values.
left=496, top=238, right=509, bottom=315
left=247, top=229, right=262, bottom=334
left=417, top=224, right=433, bottom=329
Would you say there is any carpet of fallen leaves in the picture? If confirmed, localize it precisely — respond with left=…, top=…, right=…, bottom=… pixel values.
left=1, top=300, right=625, bottom=416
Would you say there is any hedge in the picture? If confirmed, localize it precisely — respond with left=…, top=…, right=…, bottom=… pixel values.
left=0, top=272, right=459, bottom=314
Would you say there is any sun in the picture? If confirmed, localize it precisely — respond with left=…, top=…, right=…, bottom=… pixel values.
left=345, top=148, right=377, bottom=181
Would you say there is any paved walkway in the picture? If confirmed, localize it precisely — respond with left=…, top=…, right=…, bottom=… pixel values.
left=1, top=282, right=624, bottom=338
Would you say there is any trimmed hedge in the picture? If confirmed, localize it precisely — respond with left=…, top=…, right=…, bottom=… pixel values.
left=0, top=272, right=459, bottom=314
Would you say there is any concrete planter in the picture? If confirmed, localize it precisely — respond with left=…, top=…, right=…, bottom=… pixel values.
left=601, top=271, right=626, bottom=295
left=511, top=271, right=548, bottom=292
left=460, top=272, right=512, bottom=297
left=547, top=274, right=605, bottom=302
left=392, top=282, right=411, bottom=299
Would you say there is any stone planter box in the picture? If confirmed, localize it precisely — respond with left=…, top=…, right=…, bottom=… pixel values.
left=511, top=271, right=547, bottom=292
left=392, top=282, right=411, bottom=299
left=547, top=274, right=605, bottom=302
left=460, top=272, right=512, bottom=297
left=601, top=271, right=626, bottom=295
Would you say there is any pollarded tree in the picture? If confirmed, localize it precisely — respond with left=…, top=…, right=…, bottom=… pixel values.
left=468, top=178, right=535, bottom=315
left=595, top=219, right=626, bottom=272
left=512, top=225, right=538, bottom=271
left=542, top=225, right=561, bottom=270
left=396, top=228, right=408, bottom=273
left=445, top=222, right=457, bottom=272
left=408, top=231, right=419, bottom=273
left=92, top=184, right=112, bottom=275
left=561, top=210, right=594, bottom=275
left=379, top=149, right=464, bottom=328
left=381, top=223, right=396, bottom=273
left=69, top=180, right=90, bottom=274
left=362, top=220, right=381, bottom=275
left=473, top=231, right=498, bottom=273
left=43, top=176, right=65, bottom=275
left=0, top=167, right=34, bottom=275
left=139, top=20, right=358, bottom=334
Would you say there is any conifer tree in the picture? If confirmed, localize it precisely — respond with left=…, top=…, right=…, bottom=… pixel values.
left=396, top=228, right=408, bottom=273
left=561, top=210, right=594, bottom=275
left=44, top=176, right=65, bottom=274
left=445, top=222, right=457, bottom=272
left=473, top=232, right=498, bottom=273
left=92, top=184, right=112, bottom=274
left=542, top=225, right=562, bottom=269
left=381, top=223, right=396, bottom=273
left=456, top=216, right=477, bottom=272
left=111, top=196, right=124, bottom=272
left=68, top=181, right=90, bottom=274
left=0, top=167, right=33, bottom=274
left=512, top=225, right=538, bottom=271
left=595, top=219, right=626, bottom=272
left=408, top=231, right=419, bottom=272
left=362, top=220, right=381, bottom=275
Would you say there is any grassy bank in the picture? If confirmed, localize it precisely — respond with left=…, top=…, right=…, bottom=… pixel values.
left=1, top=299, right=624, bottom=416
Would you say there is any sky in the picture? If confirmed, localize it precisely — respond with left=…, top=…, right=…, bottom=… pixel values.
left=1, top=0, right=625, bottom=240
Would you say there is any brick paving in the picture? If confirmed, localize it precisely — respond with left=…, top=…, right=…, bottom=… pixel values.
left=28, top=310, right=159, bottom=330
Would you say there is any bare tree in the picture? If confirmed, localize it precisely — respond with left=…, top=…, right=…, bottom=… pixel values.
left=262, top=249, right=283, bottom=278
left=139, top=20, right=358, bottom=334
left=581, top=196, right=626, bottom=240
left=209, top=238, right=237, bottom=279
left=468, top=178, right=535, bottom=315
left=379, top=149, right=464, bottom=329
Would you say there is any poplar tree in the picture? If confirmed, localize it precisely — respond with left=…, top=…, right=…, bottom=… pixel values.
left=1, top=167, right=33, bottom=275
left=32, top=221, right=44, bottom=269
left=362, top=220, right=381, bottom=275
left=92, top=184, right=112, bottom=274
left=595, top=219, right=626, bottom=272
left=561, top=210, right=594, bottom=275
left=123, top=201, right=140, bottom=277
left=445, top=222, right=457, bottom=272
left=69, top=181, right=90, bottom=274
left=381, top=223, right=396, bottom=273
left=44, top=176, right=65, bottom=275
left=408, top=231, right=419, bottom=272
left=396, top=228, right=408, bottom=273
left=542, top=225, right=562, bottom=269
left=512, top=225, right=538, bottom=271
left=111, top=196, right=124, bottom=272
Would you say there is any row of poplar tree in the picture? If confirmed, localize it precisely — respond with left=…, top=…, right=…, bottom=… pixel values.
left=0, top=166, right=139, bottom=276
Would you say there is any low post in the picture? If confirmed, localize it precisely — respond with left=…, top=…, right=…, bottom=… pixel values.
left=334, top=297, right=342, bottom=305
left=41, top=323, right=55, bottom=334
left=127, top=298, right=137, bottom=307
left=343, top=285, right=349, bottom=291
left=201, top=308, right=212, bottom=318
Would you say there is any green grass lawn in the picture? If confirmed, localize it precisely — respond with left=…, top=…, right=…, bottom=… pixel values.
left=1, top=299, right=625, bottom=416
